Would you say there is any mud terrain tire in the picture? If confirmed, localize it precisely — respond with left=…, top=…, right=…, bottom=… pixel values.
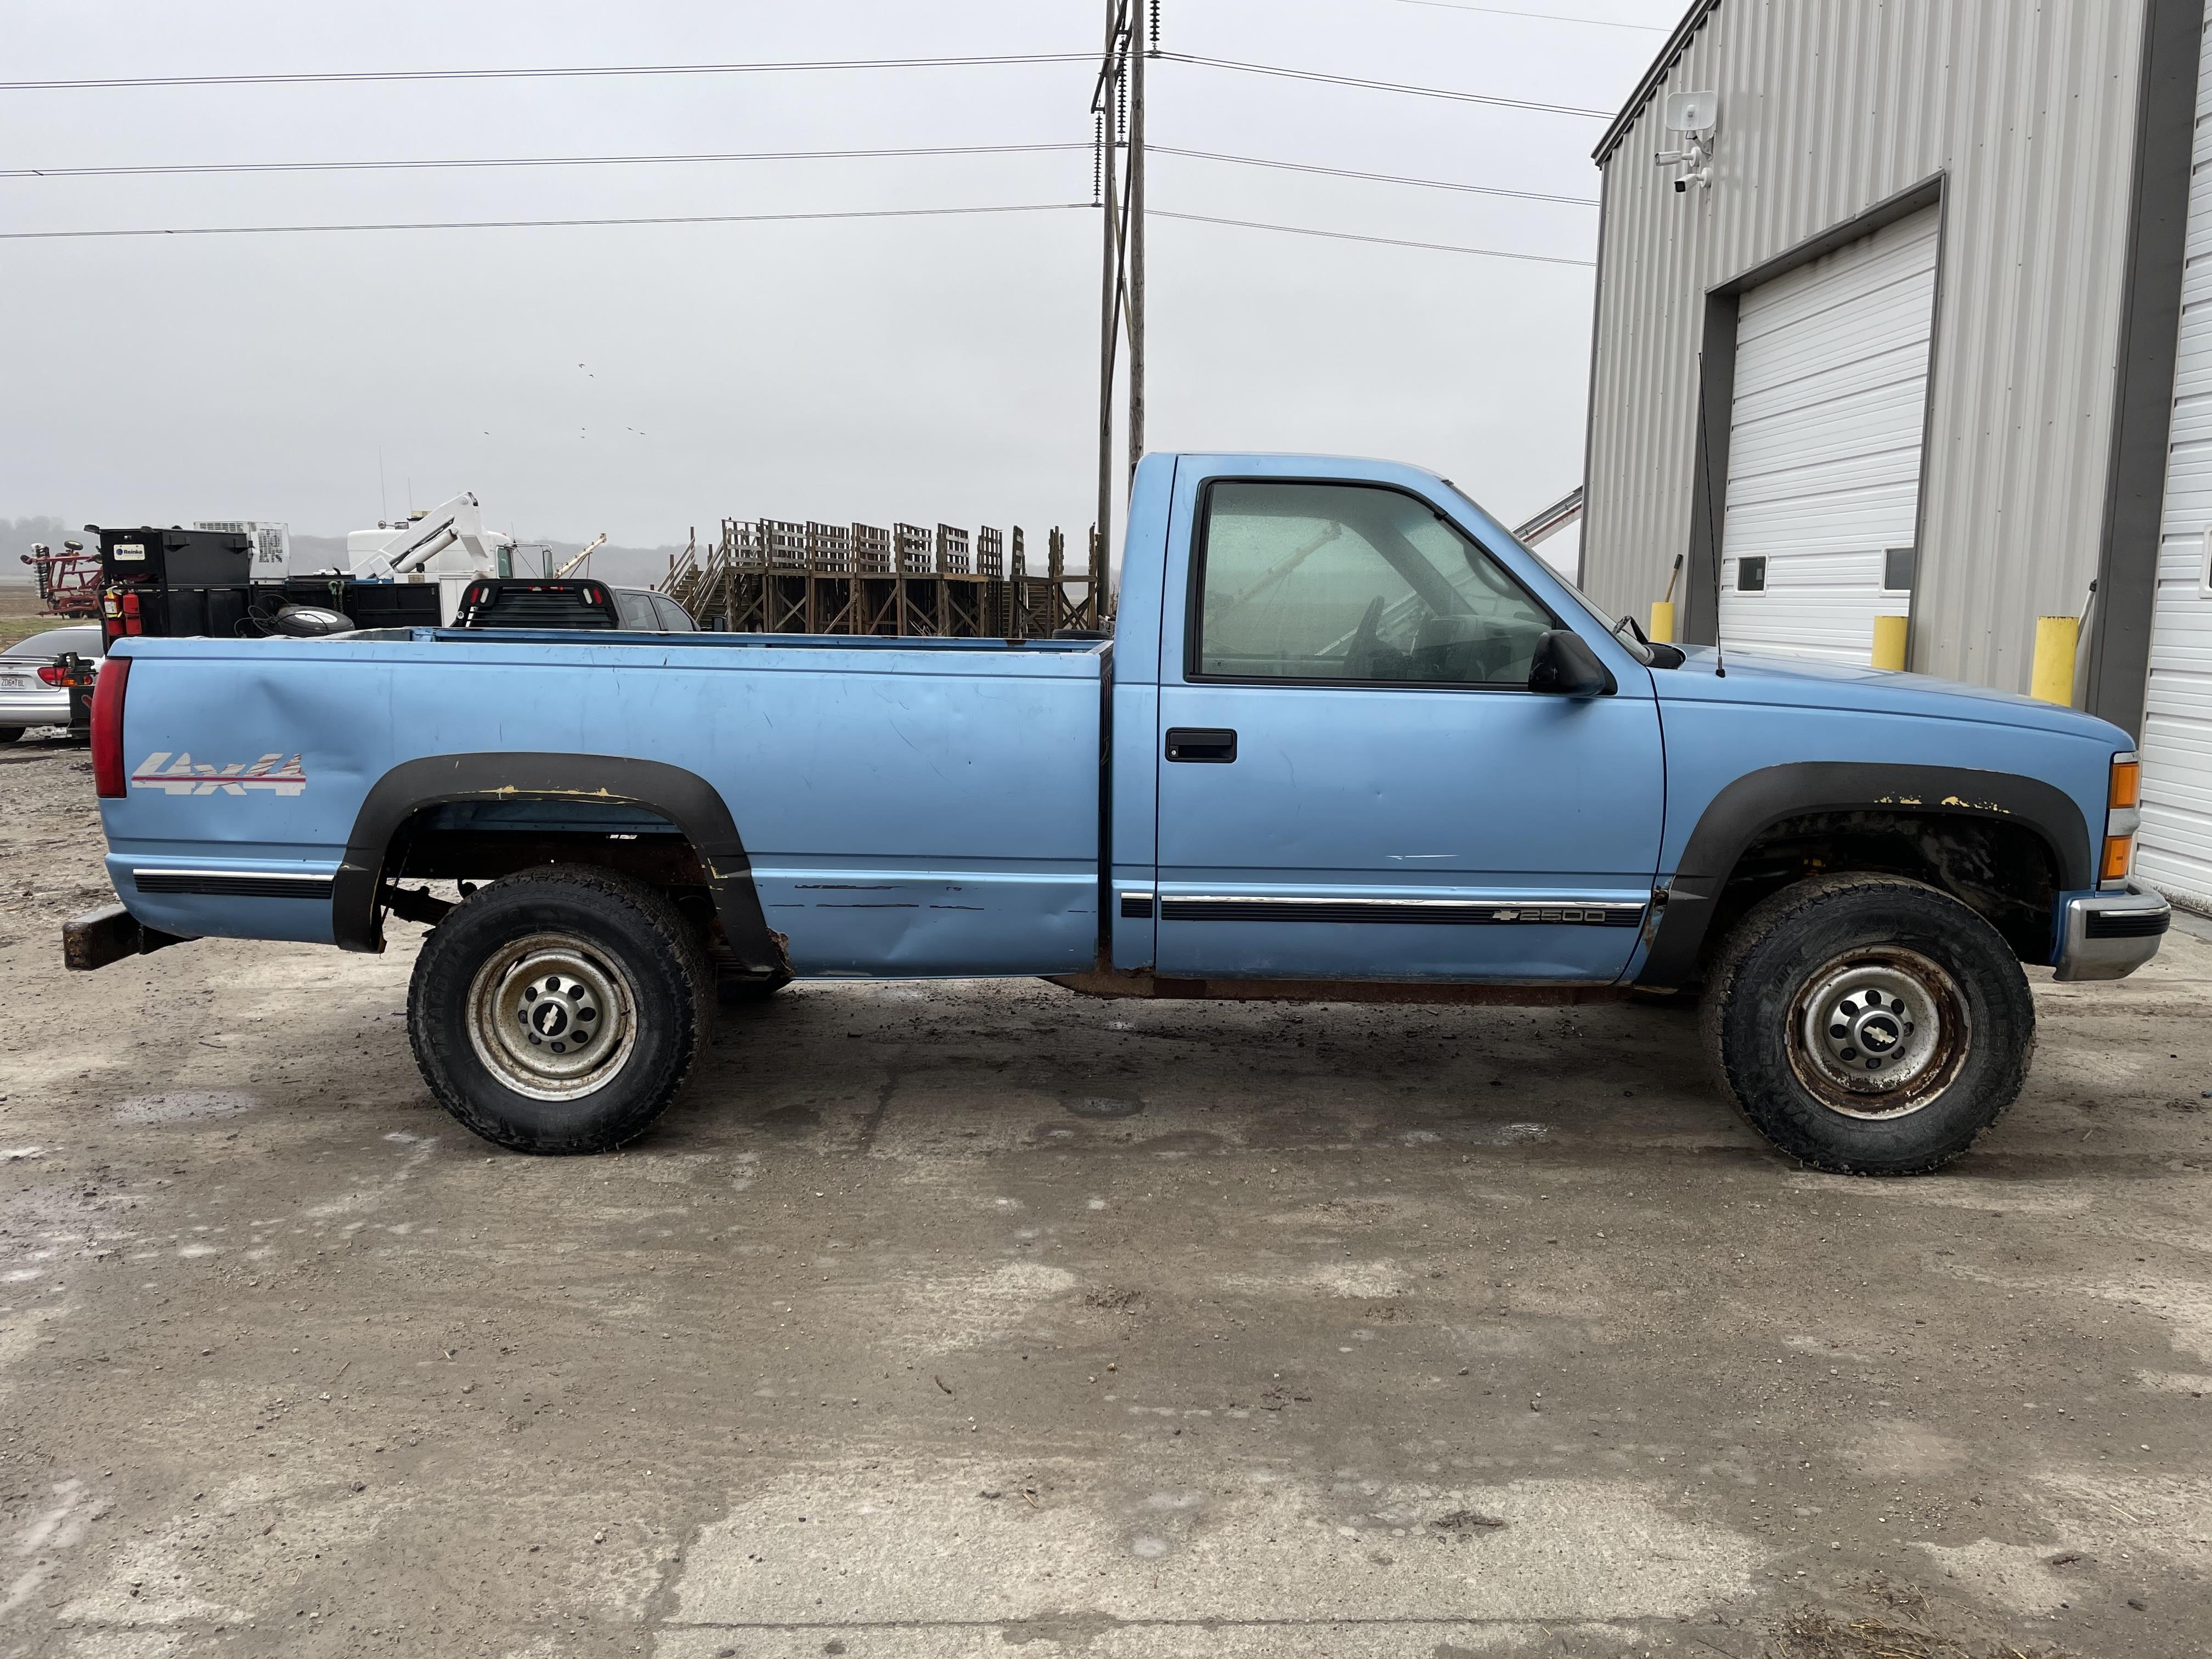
left=409, top=866, right=711, bottom=1154
left=1701, top=874, right=2034, bottom=1175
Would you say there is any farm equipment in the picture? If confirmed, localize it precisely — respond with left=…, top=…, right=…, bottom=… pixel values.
left=21, top=541, right=101, bottom=617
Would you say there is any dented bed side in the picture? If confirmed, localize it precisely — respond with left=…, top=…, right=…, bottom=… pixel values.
left=96, top=633, right=1108, bottom=978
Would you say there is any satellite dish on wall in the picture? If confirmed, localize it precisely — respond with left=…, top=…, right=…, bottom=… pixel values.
left=1664, top=91, right=1718, bottom=135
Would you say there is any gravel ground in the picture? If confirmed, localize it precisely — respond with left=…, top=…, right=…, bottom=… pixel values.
left=2, top=736, right=2208, bottom=1658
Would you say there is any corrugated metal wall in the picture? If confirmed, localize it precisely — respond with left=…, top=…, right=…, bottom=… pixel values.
left=2134, top=12, right=2212, bottom=909
left=1583, top=0, right=2148, bottom=695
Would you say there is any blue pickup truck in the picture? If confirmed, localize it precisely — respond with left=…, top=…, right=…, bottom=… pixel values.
left=67, top=454, right=2169, bottom=1173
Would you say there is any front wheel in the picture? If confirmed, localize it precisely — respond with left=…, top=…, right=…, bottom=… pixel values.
left=1701, top=874, right=2035, bottom=1175
left=408, top=866, right=712, bottom=1154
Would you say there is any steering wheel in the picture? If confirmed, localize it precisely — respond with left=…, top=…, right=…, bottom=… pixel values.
left=1346, top=594, right=1387, bottom=679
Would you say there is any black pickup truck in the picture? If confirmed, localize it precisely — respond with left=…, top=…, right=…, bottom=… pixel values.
left=450, top=579, right=697, bottom=632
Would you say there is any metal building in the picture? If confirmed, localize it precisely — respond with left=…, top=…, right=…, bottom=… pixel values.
left=1579, top=0, right=2212, bottom=904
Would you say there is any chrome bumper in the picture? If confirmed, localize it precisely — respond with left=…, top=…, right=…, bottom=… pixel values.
left=2053, top=879, right=2170, bottom=981
left=0, top=688, right=71, bottom=727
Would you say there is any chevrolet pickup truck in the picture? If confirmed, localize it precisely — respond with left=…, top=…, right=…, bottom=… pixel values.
left=66, top=454, right=2169, bottom=1173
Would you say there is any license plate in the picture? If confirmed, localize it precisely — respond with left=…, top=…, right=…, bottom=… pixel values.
left=0, top=673, right=33, bottom=691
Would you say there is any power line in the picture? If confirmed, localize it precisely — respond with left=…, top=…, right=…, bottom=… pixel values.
left=0, top=198, right=1594, bottom=266
left=0, top=51, right=1095, bottom=93
left=0, top=139, right=1597, bottom=205
left=0, top=49, right=1613, bottom=120
left=1158, top=146, right=1595, bottom=205
left=0, top=201, right=1091, bottom=240
left=1381, top=0, right=1666, bottom=29
left=1159, top=53, right=1611, bottom=117
left=1150, top=208, right=1594, bottom=266
left=0, top=142, right=1092, bottom=180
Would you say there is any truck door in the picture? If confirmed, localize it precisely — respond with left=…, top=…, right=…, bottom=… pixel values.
left=1152, top=471, right=1663, bottom=983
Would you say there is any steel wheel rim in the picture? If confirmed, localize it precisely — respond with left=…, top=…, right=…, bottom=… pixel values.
left=465, top=932, right=638, bottom=1102
left=1788, top=945, right=1969, bottom=1120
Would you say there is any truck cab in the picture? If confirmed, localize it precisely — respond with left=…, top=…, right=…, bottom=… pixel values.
left=1108, top=455, right=1662, bottom=985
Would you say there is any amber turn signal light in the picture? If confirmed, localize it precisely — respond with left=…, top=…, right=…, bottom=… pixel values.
left=2101, top=835, right=2135, bottom=884
left=2109, top=755, right=2141, bottom=810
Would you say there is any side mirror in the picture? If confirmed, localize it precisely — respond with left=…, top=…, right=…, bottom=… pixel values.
left=1527, top=629, right=1616, bottom=697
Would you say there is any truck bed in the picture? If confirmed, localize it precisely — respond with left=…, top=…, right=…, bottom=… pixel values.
left=106, top=629, right=1108, bottom=976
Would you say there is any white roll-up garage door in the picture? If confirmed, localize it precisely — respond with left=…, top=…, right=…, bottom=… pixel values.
left=1718, top=208, right=1940, bottom=664
left=2135, top=20, right=2212, bottom=913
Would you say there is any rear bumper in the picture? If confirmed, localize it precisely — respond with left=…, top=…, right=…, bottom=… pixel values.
left=2052, top=880, right=2169, bottom=982
left=0, top=688, right=71, bottom=728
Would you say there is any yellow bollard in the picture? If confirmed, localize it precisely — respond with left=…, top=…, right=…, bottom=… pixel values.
left=2030, top=615, right=2080, bottom=705
left=1648, top=600, right=1676, bottom=644
left=1870, top=614, right=1909, bottom=672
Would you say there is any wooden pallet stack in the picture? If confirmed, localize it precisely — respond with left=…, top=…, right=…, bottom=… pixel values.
left=661, top=516, right=1105, bottom=639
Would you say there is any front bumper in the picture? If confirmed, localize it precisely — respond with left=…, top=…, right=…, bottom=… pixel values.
left=2052, top=879, right=2170, bottom=981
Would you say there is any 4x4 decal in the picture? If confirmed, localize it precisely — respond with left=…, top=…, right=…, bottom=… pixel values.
left=131, top=752, right=307, bottom=797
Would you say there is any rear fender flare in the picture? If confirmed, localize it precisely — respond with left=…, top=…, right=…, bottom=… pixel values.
left=332, top=752, right=785, bottom=973
left=1636, top=761, right=2092, bottom=988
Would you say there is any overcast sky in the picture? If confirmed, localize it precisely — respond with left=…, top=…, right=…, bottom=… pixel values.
left=1, top=0, right=1672, bottom=558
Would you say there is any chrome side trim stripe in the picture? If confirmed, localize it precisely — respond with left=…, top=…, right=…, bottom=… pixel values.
left=1158, top=895, right=1646, bottom=927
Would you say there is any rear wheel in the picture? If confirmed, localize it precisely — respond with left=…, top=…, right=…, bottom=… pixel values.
left=408, top=866, right=711, bottom=1154
left=1701, top=874, right=2034, bottom=1175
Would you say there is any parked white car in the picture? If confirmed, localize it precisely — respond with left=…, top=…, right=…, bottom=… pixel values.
left=0, top=623, right=102, bottom=741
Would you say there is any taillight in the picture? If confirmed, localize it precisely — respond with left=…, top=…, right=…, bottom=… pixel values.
left=91, top=657, right=129, bottom=798
left=36, top=664, right=64, bottom=686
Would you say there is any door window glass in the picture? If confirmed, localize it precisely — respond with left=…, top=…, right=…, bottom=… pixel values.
left=651, top=594, right=696, bottom=631
left=613, top=590, right=657, bottom=629
left=1194, top=481, right=1554, bottom=685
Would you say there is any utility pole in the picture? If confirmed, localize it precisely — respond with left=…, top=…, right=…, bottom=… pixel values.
left=1126, top=2, right=1146, bottom=486
left=1094, top=1, right=1127, bottom=590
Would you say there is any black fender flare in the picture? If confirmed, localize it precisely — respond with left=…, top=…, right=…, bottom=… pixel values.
left=331, top=752, right=786, bottom=974
left=1635, top=761, right=2093, bottom=988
